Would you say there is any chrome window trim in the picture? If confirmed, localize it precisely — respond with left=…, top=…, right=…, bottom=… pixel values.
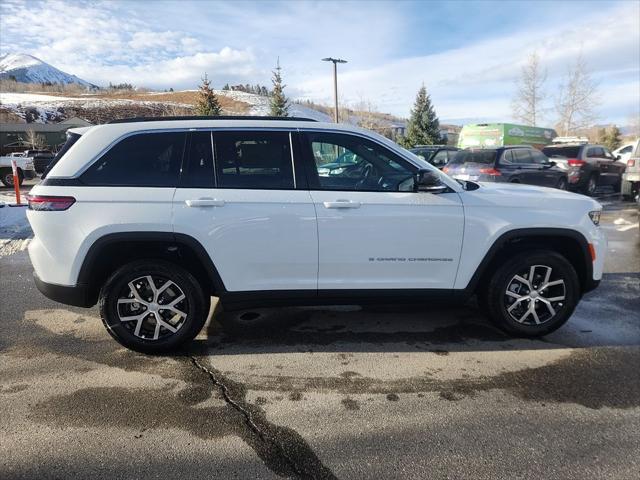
left=289, top=131, right=297, bottom=189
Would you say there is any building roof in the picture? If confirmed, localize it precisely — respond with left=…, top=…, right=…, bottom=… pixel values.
left=1, top=118, right=92, bottom=132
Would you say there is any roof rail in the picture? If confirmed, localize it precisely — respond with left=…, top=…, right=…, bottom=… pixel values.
left=107, top=115, right=319, bottom=124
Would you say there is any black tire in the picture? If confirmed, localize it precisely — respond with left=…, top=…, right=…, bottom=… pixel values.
left=1, top=169, right=23, bottom=187
left=556, top=177, right=568, bottom=190
left=99, top=260, right=210, bottom=354
left=584, top=174, right=598, bottom=196
left=481, top=250, right=580, bottom=337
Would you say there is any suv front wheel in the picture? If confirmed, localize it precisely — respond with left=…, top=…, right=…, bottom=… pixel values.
left=481, top=250, right=579, bottom=337
left=99, top=260, right=210, bottom=353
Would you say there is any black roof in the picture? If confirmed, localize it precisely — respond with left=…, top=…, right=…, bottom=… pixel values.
left=108, top=115, right=318, bottom=124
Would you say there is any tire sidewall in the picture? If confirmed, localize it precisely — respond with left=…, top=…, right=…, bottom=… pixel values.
left=99, top=260, right=208, bottom=353
left=486, top=251, right=580, bottom=337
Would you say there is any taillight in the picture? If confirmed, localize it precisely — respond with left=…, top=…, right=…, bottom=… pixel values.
left=567, top=158, right=586, bottom=167
left=479, top=168, right=502, bottom=176
left=27, top=195, right=75, bottom=211
left=628, top=159, right=636, bottom=167
left=442, top=166, right=450, bottom=173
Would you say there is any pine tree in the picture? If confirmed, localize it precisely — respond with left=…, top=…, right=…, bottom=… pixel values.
left=222, top=83, right=230, bottom=91
left=601, top=126, right=622, bottom=151
left=195, top=73, right=222, bottom=116
left=270, top=58, right=289, bottom=117
left=400, top=84, right=442, bottom=148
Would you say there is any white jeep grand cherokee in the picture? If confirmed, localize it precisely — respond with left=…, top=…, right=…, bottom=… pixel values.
left=26, top=117, right=606, bottom=353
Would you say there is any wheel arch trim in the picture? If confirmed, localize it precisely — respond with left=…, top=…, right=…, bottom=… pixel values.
left=464, top=227, right=594, bottom=294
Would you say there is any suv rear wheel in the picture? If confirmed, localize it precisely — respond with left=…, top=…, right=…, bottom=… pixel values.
left=585, top=174, right=598, bottom=196
left=99, top=260, right=210, bottom=353
left=481, top=250, right=579, bottom=337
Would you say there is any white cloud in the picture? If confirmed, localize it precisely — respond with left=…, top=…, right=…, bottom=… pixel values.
left=295, top=2, right=639, bottom=124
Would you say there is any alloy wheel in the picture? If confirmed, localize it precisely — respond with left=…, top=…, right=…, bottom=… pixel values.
left=116, top=275, right=189, bottom=340
left=503, top=265, right=566, bottom=325
left=587, top=176, right=597, bottom=195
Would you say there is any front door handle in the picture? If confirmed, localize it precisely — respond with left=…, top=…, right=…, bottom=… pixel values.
left=185, top=198, right=225, bottom=207
left=323, top=200, right=361, bottom=209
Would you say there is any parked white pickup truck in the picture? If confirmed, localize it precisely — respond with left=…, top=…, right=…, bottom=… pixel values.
left=0, top=155, right=37, bottom=187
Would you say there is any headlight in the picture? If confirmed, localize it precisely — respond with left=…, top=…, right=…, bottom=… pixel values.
left=588, top=210, right=601, bottom=226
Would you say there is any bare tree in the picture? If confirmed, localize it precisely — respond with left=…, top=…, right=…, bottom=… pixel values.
left=555, top=53, right=599, bottom=136
left=512, top=51, right=547, bottom=126
left=25, top=129, right=46, bottom=149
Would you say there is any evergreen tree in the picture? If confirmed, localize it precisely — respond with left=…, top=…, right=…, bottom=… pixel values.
left=195, top=73, right=222, bottom=116
left=270, top=58, right=289, bottom=117
left=222, top=83, right=230, bottom=90
left=400, top=84, right=442, bottom=148
left=605, top=126, right=622, bottom=151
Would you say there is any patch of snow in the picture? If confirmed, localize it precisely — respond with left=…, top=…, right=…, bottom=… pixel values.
left=0, top=53, right=94, bottom=87
left=0, top=92, right=79, bottom=103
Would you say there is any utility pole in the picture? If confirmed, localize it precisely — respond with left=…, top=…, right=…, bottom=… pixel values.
left=322, top=57, right=347, bottom=123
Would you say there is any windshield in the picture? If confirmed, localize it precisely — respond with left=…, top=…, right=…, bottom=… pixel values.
left=449, top=149, right=497, bottom=165
left=42, top=132, right=82, bottom=179
left=542, top=146, right=580, bottom=158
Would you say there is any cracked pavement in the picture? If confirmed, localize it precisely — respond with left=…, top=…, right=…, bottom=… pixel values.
left=1, top=186, right=639, bottom=479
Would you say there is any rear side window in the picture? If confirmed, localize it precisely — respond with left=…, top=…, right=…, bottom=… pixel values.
left=182, top=131, right=214, bottom=188
left=542, top=146, right=581, bottom=158
left=512, top=149, right=532, bottom=164
left=42, top=132, right=81, bottom=179
left=82, top=132, right=186, bottom=186
left=530, top=150, right=549, bottom=164
left=450, top=150, right=497, bottom=165
left=214, top=131, right=294, bottom=189
left=587, top=147, right=604, bottom=158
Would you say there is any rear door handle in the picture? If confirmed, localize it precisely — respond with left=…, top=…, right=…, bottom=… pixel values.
left=323, top=200, right=361, bottom=209
left=185, top=198, right=225, bottom=207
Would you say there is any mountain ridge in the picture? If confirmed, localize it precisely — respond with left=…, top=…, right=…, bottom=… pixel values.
left=0, top=53, right=94, bottom=87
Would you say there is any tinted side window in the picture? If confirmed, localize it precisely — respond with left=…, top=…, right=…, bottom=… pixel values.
left=182, top=131, right=214, bottom=188
left=214, top=131, right=294, bottom=189
left=82, top=132, right=186, bottom=186
left=587, top=147, right=604, bottom=158
left=513, top=149, right=532, bottom=164
left=530, top=150, right=548, bottom=164
left=501, top=150, right=513, bottom=163
left=305, top=132, right=415, bottom=192
left=431, top=150, right=448, bottom=167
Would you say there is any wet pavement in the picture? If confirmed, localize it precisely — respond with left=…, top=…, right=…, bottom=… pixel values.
left=1, top=184, right=639, bottom=479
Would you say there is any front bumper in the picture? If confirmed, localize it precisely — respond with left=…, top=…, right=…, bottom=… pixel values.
left=33, top=272, right=94, bottom=308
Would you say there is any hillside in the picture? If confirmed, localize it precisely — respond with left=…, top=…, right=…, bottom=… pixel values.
left=0, top=53, right=94, bottom=87
left=0, top=90, right=405, bottom=133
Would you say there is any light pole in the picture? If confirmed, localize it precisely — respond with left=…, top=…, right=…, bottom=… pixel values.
left=322, top=57, right=347, bottom=123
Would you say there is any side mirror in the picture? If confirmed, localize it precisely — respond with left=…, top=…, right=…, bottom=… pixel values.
left=616, top=155, right=621, bottom=160
left=415, top=169, right=447, bottom=193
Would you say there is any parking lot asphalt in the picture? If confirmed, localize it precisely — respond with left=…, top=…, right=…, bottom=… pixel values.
left=1, top=182, right=639, bottom=479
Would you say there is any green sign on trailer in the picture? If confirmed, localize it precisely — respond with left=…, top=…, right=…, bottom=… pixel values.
left=457, top=123, right=557, bottom=150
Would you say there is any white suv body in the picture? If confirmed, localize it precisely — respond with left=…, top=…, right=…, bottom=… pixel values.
left=26, top=118, right=605, bottom=353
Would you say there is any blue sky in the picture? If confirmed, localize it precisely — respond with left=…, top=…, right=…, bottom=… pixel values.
left=1, top=0, right=638, bottom=125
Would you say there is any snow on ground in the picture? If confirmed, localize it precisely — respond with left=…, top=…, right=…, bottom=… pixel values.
left=0, top=92, right=79, bottom=103
left=0, top=198, right=30, bottom=257
left=213, top=89, right=332, bottom=121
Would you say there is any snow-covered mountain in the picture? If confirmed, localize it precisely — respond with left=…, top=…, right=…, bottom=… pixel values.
left=0, top=53, right=94, bottom=87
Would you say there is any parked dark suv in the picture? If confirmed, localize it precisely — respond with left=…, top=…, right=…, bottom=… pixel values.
left=409, top=145, right=459, bottom=169
left=443, top=146, right=568, bottom=189
left=541, top=143, right=626, bottom=196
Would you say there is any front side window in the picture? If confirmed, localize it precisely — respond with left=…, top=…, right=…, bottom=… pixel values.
left=214, top=131, right=294, bottom=189
left=82, top=132, right=186, bottom=186
left=431, top=150, right=448, bottom=167
left=305, top=132, right=415, bottom=192
left=530, top=150, right=548, bottom=164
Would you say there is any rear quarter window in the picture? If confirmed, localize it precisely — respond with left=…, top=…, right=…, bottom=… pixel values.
left=81, top=132, right=186, bottom=187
